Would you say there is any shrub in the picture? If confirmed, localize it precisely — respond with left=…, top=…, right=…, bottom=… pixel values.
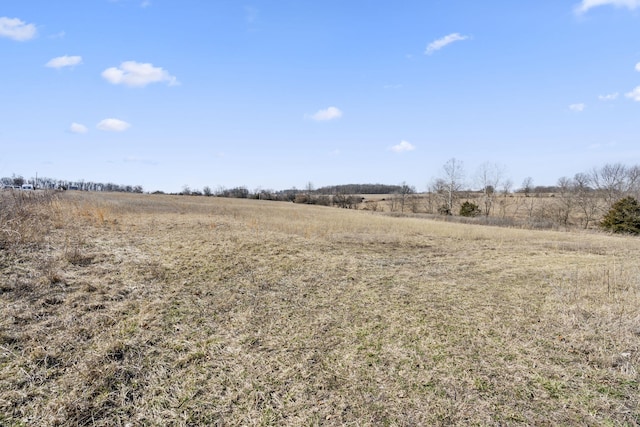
left=600, top=196, right=640, bottom=234
left=459, top=201, right=481, bottom=217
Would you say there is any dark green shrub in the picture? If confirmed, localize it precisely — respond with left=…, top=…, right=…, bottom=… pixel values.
left=459, top=201, right=481, bottom=217
left=600, top=196, right=640, bottom=234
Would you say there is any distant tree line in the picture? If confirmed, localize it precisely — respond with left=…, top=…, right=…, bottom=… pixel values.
left=314, top=183, right=404, bottom=195
left=1, top=174, right=143, bottom=193
left=175, top=183, right=366, bottom=209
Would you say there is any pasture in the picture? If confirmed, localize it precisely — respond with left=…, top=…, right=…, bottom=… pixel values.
left=1, top=191, right=639, bottom=426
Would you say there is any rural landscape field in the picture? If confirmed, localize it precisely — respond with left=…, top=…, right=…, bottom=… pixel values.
left=1, top=190, right=639, bottom=426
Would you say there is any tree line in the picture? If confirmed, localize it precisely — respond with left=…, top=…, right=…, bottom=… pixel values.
left=417, top=159, right=640, bottom=232
left=1, top=174, right=143, bottom=193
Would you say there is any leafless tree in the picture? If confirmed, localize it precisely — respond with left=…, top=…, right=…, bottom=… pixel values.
left=398, top=182, right=415, bottom=213
left=572, top=172, right=600, bottom=228
left=387, top=195, right=399, bottom=212
left=442, top=158, right=465, bottom=214
left=521, top=177, right=534, bottom=197
left=428, top=178, right=450, bottom=214
left=475, top=162, right=506, bottom=216
left=627, top=165, right=640, bottom=199
left=590, top=163, right=628, bottom=208
left=386, top=182, right=415, bottom=212
left=496, top=178, right=514, bottom=218
left=300, top=181, right=315, bottom=204
left=554, top=176, right=575, bottom=227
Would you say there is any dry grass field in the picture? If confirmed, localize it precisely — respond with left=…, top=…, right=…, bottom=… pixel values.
left=1, top=191, right=639, bottom=426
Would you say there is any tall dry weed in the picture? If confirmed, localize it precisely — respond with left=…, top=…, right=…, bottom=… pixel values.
left=0, top=191, right=61, bottom=249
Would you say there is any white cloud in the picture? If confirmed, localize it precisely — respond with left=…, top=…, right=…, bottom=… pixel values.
left=425, top=33, right=469, bottom=55
left=141, top=0, right=151, bottom=7
left=97, top=118, right=131, bottom=132
left=390, top=140, right=416, bottom=153
left=569, top=103, right=586, bottom=112
left=46, top=55, right=83, bottom=69
left=626, top=86, right=640, bottom=101
left=308, top=106, right=343, bottom=121
left=635, top=62, right=640, bottom=72
left=574, top=0, right=640, bottom=14
left=598, top=92, right=619, bottom=100
left=69, top=122, right=88, bottom=134
left=102, top=61, right=179, bottom=87
left=0, top=17, right=37, bottom=41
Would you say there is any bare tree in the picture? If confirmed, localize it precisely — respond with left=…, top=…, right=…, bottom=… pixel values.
left=475, top=162, right=506, bottom=216
left=521, top=177, right=534, bottom=197
left=427, top=179, right=445, bottom=214
left=304, top=181, right=315, bottom=204
left=590, top=163, right=628, bottom=208
left=627, top=165, right=640, bottom=199
left=396, top=182, right=415, bottom=213
left=554, top=176, right=575, bottom=227
left=387, top=195, right=400, bottom=212
left=497, top=178, right=514, bottom=218
left=442, top=158, right=465, bottom=214
left=572, top=172, right=599, bottom=228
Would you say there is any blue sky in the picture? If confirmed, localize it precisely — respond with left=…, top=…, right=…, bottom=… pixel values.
left=1, top=0, right=640, bottom=193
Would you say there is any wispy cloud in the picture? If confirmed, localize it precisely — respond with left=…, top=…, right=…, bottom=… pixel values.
left=425, top=33, right=469, bottom=55
left=0, top=17, right=37, bottom=41
left=574, top=0, right=640, bottom=14
left=46, top=55, right=83, bottom=69
left=569, top=103, right=586, bottom=112
left=102, top=61, right=179, bottom=87
left=307, top=107, right=343, bottom=121
left=69, top=123, right=88, bottom=134
left=626, top=86, right=640, bottom=101
left=636, top=62, right=640, bottom=72
left=97, top=118, right=131, bottom=132
left=141, top=0, right=151, bottom=8
left=598, top=92, right=619, bottom=101
left=390, top=140, right=416, bottom=153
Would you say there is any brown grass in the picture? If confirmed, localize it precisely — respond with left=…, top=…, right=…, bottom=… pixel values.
left=1, top=191, right=639, bottom=426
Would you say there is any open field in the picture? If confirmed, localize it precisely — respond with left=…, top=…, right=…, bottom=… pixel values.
left=1, top=191, right=639, bottom=426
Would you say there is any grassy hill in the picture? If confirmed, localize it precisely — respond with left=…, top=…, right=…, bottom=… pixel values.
left=1, top=191, right=639, bottom=425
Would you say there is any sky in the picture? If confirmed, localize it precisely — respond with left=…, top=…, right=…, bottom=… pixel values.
left=1, top=0, right=640, bottom=193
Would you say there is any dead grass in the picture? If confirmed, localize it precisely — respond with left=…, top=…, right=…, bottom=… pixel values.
left=1, top=192, right=639, bottom=426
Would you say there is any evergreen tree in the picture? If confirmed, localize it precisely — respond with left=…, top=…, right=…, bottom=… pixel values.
left=600, top=196, right=640, bottom=234
left=459, top=201, right=481, bottom=217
